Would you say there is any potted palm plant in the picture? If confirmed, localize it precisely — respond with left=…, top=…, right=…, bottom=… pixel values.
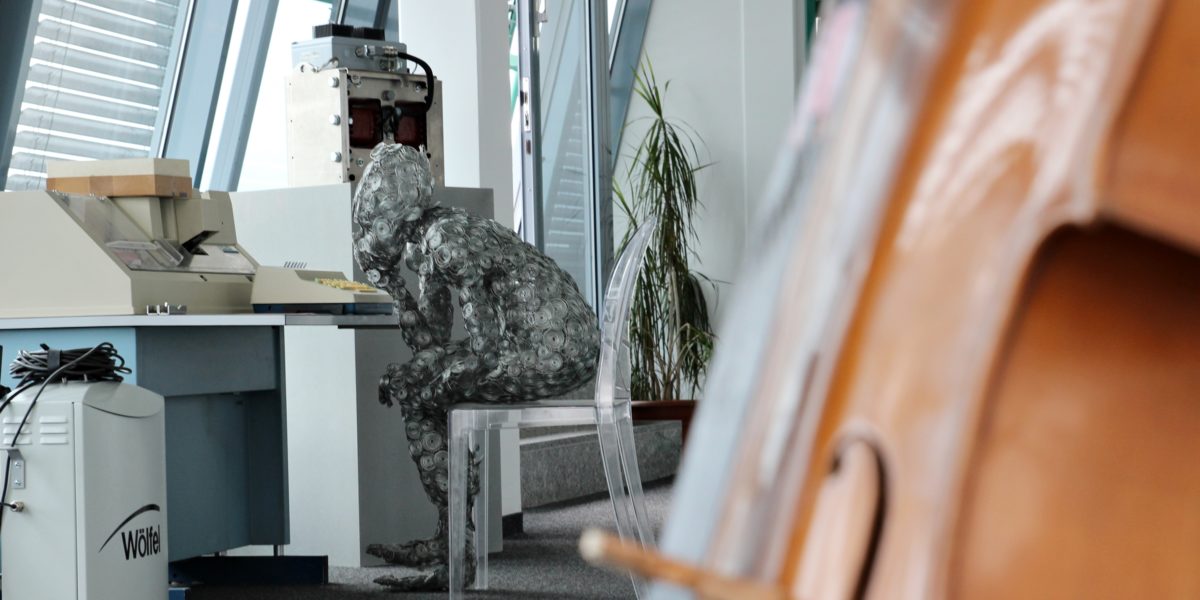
left=616, top=62, right=716, bottom=441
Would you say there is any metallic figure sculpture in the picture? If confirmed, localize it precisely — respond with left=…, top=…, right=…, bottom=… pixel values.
left=352, top=144, right=599, bottom=591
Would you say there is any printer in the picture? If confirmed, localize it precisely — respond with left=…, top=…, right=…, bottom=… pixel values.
left=0, top=158, right=258, bottom=317
left=0, top=157, right=395, bottom=319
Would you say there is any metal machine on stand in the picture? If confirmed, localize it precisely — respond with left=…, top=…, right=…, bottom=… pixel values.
left=286, top=25, right=444, bottom=187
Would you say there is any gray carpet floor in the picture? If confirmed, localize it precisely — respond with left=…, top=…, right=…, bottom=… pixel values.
left=190, top=480, right=672, bottom=599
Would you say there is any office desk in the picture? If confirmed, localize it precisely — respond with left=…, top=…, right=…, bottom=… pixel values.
left=0, top=313, right=395, bottom=561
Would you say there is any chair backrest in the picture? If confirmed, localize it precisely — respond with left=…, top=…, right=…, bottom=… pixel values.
left=594, top=218, right=657, bottom=411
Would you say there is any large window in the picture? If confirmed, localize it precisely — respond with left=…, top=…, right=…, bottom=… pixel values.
left=514, top=0, right=652, bottom=309
left=198, top=1, right=410, bottom=191
left=3, top=0, right=189, bottom=191
left=1, top=0, right=370, bottom=194
left=233, top=2, right=332, bottom=191
left=198, top=0, right=332, bottom=191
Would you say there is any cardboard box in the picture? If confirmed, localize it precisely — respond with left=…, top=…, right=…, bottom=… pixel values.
left=45, top=158, right=192, bottom=198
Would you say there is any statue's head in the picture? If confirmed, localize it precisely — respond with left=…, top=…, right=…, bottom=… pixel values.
left=352, top=144, right=435, bottom=279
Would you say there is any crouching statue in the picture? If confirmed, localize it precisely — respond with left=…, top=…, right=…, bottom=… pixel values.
left=351, top=144, right=599, bottom=591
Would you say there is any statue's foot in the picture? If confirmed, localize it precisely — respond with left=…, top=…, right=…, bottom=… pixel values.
left=367, top=539, right=447, bottom=568
left=373, top=565, right=448, bottom=592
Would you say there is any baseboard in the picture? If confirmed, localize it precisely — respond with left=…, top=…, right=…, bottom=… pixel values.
left=520, top=421, right=681, bottom=508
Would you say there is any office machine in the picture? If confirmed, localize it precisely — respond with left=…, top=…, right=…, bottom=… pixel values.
left=1, top=381, right=168, bottom=600
left=0, top=158, right=259, bottom=318
left=252, top=266, right=394, bottom=315
left=286, top=25, right=444, bottom=188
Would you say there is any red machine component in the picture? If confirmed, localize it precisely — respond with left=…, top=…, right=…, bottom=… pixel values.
left=348, top=98, right=384, bottom=148
left=393, top=101, right=428, bottom=150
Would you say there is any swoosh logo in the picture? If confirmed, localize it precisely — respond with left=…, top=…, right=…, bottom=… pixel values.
left=98, top=504, right=161, bottom=552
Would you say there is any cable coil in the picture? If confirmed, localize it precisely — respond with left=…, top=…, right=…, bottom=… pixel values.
left=8, top=342, right=130, bottom=388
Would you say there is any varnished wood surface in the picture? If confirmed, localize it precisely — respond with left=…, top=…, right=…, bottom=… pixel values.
left=1104, top=0, right=1200, bottom=253
left=950, top=226, right=1200, bottom=599
left=783, top=0, right=1166, bottom=597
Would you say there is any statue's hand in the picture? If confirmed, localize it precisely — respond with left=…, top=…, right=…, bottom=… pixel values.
left=379, top=366, right=397, bottom=407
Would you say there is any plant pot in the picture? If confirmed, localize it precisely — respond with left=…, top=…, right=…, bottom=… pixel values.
left=630, top=400, right=697, bottom=446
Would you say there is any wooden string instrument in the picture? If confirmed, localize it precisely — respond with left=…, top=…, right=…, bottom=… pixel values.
left=585, top=0, right=1200, bottom=597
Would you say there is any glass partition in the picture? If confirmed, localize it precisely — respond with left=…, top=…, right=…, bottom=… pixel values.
left=534, top=0, right=598, bottom=305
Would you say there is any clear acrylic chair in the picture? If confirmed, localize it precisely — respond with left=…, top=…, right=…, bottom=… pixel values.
left=448, top=220, right=659, bottom=599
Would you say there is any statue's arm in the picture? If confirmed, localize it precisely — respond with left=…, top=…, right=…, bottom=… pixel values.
left=418, top=269, right=453, bottom=345
left=459, top=280, right=501, bottom=368
left=379, top=271, right=438, bottom=351
left=389, top=276, right=420, bottom=315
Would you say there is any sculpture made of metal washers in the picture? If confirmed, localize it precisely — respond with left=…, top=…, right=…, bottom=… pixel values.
left=352, top=143, right=599, bottom=590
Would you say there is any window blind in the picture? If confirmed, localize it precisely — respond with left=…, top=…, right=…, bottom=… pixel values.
left=4, top=0, right=185, bottom=191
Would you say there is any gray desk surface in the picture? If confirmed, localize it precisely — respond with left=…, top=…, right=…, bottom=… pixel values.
left=0, top=313, right=399, bottom=330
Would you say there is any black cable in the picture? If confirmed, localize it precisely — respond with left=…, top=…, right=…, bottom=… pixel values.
left=396, top=51, right=436, bottom=112
left=9, top=342, right=130, bottom=386
left=0, top=382, right=35, bottom=523
left=0, top=455, right=11, bottom=515
left=0, top=346, right=7, bottom=399
left=0, top=343, right=130, bottom=530
left=0, top=381, right=37, bottom=416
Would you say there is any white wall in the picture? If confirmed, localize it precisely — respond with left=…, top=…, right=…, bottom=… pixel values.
left=615, top=0, right=804, bottom=326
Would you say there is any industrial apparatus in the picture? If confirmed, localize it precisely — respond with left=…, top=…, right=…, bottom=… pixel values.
left=0, top=158, right=258, bottom=318
left=1, top=344, right=167, bottom=600
left=286, top=25, right=444, bottom=187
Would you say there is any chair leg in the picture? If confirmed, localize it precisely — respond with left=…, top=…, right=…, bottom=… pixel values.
left=474, top=427, right=491, bottom=590
left=597, top=407, right=635, bottom=537
left=615, top=404, right=655, bottom=549
left=596, top=405, right=648, bottom=599
left=449, top=412, right=471, bottom=600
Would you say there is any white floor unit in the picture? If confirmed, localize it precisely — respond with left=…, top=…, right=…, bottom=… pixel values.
left=1, top=381, right=167, bottom=600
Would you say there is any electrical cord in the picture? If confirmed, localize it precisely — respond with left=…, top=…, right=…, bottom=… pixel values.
left=396, top=51, right=435, bottom=112
left=9, top=343, right=130, bottom=385
left=0, top=343, right=130, bottom=530
left=0, top=346, right=8, bottom=400
left=0, top=381, right=38, bottom=519
left=378, top=51, right=435, bottom=153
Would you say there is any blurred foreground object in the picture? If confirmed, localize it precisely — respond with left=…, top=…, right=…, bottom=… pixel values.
left=579, top=529, right=785, bottom=600
left=642, top=0, right=1200, bottom=598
